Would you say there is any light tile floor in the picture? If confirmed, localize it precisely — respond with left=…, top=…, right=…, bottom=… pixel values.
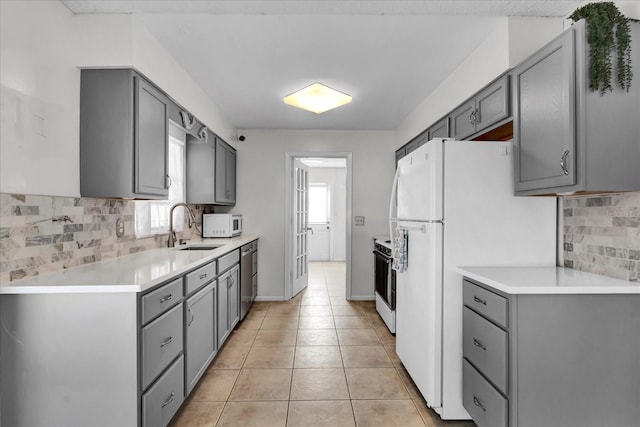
left=171, top=262, right=476, bottom=427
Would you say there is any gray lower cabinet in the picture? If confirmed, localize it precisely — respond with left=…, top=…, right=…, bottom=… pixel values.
left=217, top=264, right=240, bottom=347
left=80, top=68, right=170, bottom=199
left=0, top=246, right=251, bottom=427
left=142, top=355, right=184, bottom=427
left=513, top=20, right=640, bottom=195
left=462, top=278, right=640, bottom=427
left=215, top=139, right=237, bottom=205
left=185, top=282, right=217, bottom=395
left=451, top=75, right=510, bottom=140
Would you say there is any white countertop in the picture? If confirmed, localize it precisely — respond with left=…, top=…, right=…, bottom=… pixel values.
left=0, top=235, right=259, bottom=295
left=457, top=266, right=640, bottom=295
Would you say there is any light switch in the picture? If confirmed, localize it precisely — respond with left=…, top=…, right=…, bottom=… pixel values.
left=354, top=216, right=365, bottom=226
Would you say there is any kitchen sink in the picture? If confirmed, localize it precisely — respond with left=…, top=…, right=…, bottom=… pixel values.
left=178, top=246, right=221, bottom=251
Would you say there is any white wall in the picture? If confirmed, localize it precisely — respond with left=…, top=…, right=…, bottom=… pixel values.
left=309, top=167, right=347, bottom=261
left=0, top=1, right=235, bottom=197
left=235, top=130, right=394, bottom=300
left=396, top=17, right=563, bottom=148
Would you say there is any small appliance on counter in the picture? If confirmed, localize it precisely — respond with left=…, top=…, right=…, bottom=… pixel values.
left=202, top=213, right=242, bottom=237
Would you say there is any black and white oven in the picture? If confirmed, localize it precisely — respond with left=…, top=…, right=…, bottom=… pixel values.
left=373, top=238, right=396, bottom=333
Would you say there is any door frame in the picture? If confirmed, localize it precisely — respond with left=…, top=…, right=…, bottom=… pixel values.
left=284, top=152, right=353, bottom=301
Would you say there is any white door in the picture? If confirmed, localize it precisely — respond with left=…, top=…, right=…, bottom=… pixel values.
left=292, top=160, right=310, bottom=296
left=308, top=223, right=330, bottom=261
left=395, top=221, right=443, bottom=409
left=308, top=182, right=331, bottom=261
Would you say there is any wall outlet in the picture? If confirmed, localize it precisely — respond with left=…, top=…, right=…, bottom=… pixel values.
left=354, top=216, right=365, bottom=226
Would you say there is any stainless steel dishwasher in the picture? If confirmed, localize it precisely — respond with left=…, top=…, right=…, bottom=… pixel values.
left=240, top=242, right=255, bottom=320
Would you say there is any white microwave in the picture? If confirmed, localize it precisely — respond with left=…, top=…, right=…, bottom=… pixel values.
left=202, top=214, right=242, bottom=238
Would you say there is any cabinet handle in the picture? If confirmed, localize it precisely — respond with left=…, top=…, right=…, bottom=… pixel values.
left=227, top=277, right=232, bottom=289
left=200, top=273, right=208, bottom=280
left=469, top=111, right=476, bottom=125
left=473, top=338, right=487, bottom=351
left=160, top=294, right=172, bottom=303
left=474, top=108, right=480, bottom=124
left=160, top=336, right=173, bottom=348
left=165, top=174, right=172, bottom=189
left=473, top=395, right=487, bottom=412
left=560, top=149, right=570, bottom=175
left=188, top=307, right=195, bottom=326
left=161, top=392, right=175, bottom=408
left=473, top=296, right=487, bottom=306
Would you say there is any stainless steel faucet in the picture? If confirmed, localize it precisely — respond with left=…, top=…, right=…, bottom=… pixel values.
left=168, top=202, right=197, bottom=247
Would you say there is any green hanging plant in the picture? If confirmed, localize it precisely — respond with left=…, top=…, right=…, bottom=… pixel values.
left=568, top=1, right=633, bottom=95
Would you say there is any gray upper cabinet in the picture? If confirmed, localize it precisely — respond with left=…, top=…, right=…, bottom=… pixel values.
left=428, top=117, right=449, bottom=139
left=215, top=139, right=237, bottom=205
left=451, top=99, right=477, bottom=140
left=80, top=69, right=170, bottom=199
left=513, top=20, right=640, bottom=195
left=451, top=75, right=510, bottom=140
left=186, top=133, right=216, bottom=204
left=513, top=27, right=576, bottom=193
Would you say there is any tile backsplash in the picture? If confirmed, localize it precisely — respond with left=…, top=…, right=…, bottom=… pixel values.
left=0, top=193, right=212, bottom=283
left=562, top=192, right=640, bottom=281
left=3, top=191, right=639, bottom=284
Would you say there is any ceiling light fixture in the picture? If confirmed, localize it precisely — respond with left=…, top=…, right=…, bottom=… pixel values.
left=283, top=83, right=352, bottom=114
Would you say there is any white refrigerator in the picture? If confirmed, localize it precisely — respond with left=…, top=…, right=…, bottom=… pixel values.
left=389, top=139, right=556, bottom=420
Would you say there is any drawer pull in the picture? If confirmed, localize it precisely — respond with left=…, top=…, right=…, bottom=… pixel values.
left=161, top=392, right=175, bottom=408
left=160, top=336, right=173, bottom=348
left=473, top=338, right=487, bottom=351
left=199, top=273, right=208, bottom=280
left=473, top=296, right=487, bottom=305
left=188, top=307, right=195, bottom=326
left=473, top=395, right=487, bottom=412
left=159, top=294, right=172, bottom=303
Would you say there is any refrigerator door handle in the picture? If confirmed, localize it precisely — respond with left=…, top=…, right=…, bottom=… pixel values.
left=388, top=166, right=402, bottom=239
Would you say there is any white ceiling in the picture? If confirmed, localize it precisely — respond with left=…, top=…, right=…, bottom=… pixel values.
left=61, top=1, right=588, bottom=131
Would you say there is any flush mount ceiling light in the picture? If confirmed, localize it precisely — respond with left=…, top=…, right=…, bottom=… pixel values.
left=283, top=83, right=352, bottom=114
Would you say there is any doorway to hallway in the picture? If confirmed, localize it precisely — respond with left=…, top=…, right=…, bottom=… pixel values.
left=284, top=153, right=352, bottom=301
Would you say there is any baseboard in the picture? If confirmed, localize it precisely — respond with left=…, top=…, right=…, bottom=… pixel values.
left=254, top=296, right=288, bottom=302
left=348, top=295, right=375, bottom=301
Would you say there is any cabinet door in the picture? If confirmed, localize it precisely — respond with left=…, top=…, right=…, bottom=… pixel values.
left=475, top=75, right=509, bottom=133
left=450, top=99, right=477, bottom=140
left=513, top=28, right=576, bottom=192
left=228, top=266, right=240, bottom=331
left=185, top=283, right=215, bottom=395
left=134, top=76, right=169, bottom=197
left=217, top=271, right=230, bottom=348
left=428, top=117, right=449, bottom=139
left=186, top=136, right=215, bottom=203
left=226, top=148, right=236, bottom=204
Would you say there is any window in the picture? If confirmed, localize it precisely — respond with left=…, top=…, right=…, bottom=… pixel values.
left=134, top=125, right=186, bottom=237
left=309, top=183, right=330, bottom=223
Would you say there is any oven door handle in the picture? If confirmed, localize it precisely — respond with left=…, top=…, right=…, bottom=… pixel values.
left=372, top=250, right=392, bottom=262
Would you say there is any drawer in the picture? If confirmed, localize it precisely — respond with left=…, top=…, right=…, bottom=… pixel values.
left=463, top=280, right=508, bottom=327
left=142, top=355, right=184, bottom=427
left=141, top=277, right=183, bottom=325
left=463, top=307, right=508, bottom=394
left=142, top=304, right=184, bottom=390
left=185, top=260, right=216, bottom=295
left=463, top=359, right=507, bottom=427
left=218, top=249, right=239, bottom=273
